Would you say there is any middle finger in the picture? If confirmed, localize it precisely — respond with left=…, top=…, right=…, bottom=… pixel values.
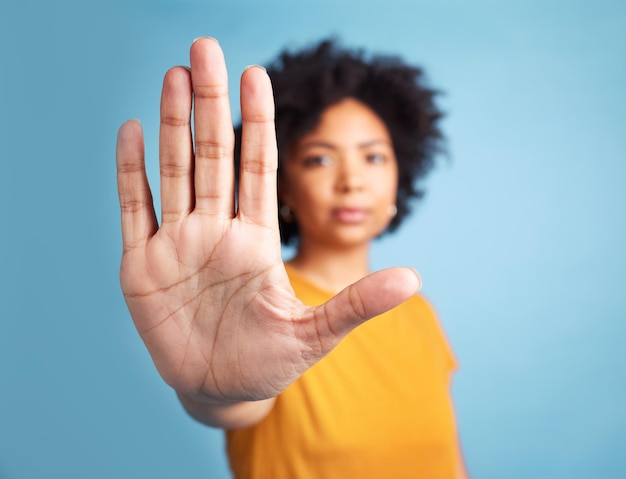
left=190, top=37, right=235, bottom=217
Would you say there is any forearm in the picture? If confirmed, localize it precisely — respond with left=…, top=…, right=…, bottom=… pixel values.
left=176, top=392, right=276, bottom=429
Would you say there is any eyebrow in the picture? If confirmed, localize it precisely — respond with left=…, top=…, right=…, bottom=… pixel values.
left=298, top=139, right=392, bottom=151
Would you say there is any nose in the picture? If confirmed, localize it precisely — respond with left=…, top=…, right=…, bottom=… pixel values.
left=335, top=156, right=364, bottom=193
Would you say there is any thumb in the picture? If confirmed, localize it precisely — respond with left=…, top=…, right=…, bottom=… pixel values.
left=298, top=267, right=421, bottom=362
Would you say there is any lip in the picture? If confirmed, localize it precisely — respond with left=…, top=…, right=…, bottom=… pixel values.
left=332, top=207, right=369, bottom=223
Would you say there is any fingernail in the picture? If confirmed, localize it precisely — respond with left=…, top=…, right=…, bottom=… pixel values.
left=410, top=268, right=422, bottom=291
left=193, top=36, right=218, bottom=44
left=244, top=64, right=267, bottom=73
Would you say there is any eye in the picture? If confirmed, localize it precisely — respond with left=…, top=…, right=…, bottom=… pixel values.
left=303, top=155, right=332, bottom=167
left=366, top=153, right=386, bottom=164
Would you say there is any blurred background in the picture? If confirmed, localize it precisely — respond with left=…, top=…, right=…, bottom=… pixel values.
left=1, top=0, right=625, bottom=477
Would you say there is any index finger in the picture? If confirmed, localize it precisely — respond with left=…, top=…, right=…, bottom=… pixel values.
left=237, top=65, right=278, bottom=226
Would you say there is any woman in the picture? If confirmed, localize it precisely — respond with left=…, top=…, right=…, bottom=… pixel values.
left=116, top=37, right=467, bottom=477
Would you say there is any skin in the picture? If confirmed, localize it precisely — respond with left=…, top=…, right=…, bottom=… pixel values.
left=281, top=98, right=400, bottom=292
left=115, top=37, right=421, bottom=429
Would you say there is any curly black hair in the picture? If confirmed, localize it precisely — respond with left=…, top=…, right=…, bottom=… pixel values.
left=235, top=38, right=445, bottom=245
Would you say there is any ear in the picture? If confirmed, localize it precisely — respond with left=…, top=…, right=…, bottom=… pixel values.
left=277, top=175, right=293, bottom=210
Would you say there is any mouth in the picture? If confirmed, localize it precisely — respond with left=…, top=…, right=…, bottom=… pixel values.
left=332, top=207, right=369, bottom=224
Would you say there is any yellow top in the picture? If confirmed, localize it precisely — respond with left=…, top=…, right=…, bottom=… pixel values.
left=227, top=265, right=462, bottom=478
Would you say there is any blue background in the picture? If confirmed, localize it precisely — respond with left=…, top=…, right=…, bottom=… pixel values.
left=1, top=0, right=625, bottom=477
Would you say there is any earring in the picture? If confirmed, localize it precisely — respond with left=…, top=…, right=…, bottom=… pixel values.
left=280, top=204, right=294, bottom=223
left=388, top=204, right=398, bottom=218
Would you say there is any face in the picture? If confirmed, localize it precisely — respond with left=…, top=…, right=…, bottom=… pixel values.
left=280, top=98, right=398, bottom=250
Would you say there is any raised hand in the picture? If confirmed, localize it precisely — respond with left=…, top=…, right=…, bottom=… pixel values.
left=116, top=38, right=420, bottom=423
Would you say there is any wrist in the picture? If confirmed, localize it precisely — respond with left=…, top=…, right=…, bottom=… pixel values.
left=176, top=391, right=276, bottom=429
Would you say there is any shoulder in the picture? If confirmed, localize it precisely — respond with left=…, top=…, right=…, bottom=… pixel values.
left=393, top=294, right=458, bottom=373
left=401, top=293, right=438, bottom=316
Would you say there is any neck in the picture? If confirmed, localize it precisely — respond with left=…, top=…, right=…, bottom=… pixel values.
left=286, top=239, right=371, bottom=293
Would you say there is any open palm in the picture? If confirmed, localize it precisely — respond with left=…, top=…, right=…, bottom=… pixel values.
left=116, top=38, right=420, bottom=407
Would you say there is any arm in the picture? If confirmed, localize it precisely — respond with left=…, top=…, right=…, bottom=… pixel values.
left=176, top=393, right=275, bottom=429
left=116, top=37, right=422, bottom=429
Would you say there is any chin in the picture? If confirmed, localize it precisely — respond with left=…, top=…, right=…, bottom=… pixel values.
left=324, top=231, right=378, bottom=249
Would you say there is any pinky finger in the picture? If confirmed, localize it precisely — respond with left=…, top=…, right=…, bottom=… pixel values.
left=116, top=120, right=158, bottom=251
